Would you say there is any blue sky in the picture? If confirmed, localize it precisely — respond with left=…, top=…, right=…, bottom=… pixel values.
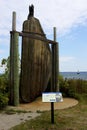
left=0, top=0, right=87, bottom=72
left=58, top=25, right=87, bottom=71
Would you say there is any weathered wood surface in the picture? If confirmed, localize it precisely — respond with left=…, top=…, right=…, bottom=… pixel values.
left=10, top=12, right=19, bottom=106
left=20, top=17, right=52, bottom=102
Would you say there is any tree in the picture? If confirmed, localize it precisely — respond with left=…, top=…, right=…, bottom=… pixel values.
left=0, top=58, right=9, bottom=109
left=0, top=57, right=10, bottom=79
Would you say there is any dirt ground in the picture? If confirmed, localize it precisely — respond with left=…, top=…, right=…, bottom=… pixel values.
left=0, top=98, right=78, bottom=130
left=9, top=97, right=78, bottom=112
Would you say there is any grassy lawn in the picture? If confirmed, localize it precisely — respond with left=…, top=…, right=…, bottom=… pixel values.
left=10, top=95, right=87, bottom=130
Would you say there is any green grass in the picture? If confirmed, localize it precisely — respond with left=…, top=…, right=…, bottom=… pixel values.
left=10, top=95, right=87, bottom=130
left=5, top=109, right=29, bottom=115
left=0, top=107, right=32, bottom=114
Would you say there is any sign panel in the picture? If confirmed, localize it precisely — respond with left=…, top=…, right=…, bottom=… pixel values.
left=42, top=92, right=63, bottom=102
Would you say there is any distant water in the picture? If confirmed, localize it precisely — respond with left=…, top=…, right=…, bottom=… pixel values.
left=0, top=72, right=87, bottom=80
left=60, top=72, right=87, bottom=80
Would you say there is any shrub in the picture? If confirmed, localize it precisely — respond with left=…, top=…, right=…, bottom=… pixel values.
left=59, top=75, right=87, bottom=100
left=0, top=93, right=9, bottom=109
left=0, top=75, right=9, bottom=109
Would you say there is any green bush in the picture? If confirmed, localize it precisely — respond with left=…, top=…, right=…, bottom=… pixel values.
left=0, top=75, right=9, bottom=109
left=59, top=75, right=87, bottom=100
left=0, top=93, right=9, bottom=109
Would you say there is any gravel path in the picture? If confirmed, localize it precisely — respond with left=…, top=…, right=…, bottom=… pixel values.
left=0, top=112, right=40, bottom=130
left=0, top=98, right=78, bottom=130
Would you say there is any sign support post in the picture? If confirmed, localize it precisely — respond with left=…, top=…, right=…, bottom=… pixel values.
left=42, top=92, right=63, bottom=124
left=51, top=102, right=54, bottom=124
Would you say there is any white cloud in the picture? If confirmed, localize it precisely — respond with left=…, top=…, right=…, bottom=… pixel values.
left=59, top=56, right=77, bottom=71
left=1, top=0, right=87, bottom=72
left=32, top=0, right=87, bottom=35
left=60, top=56, right=75, bottom=62
left=0, top=50, right=5, bottom=54
left=1, top=0, right=87, bottom=36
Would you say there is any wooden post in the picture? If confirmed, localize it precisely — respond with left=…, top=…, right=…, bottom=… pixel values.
left=54, top=27, right=59, bottom=92
left=50, top=27, right=59, bottom=124
left=13, top=32, right=19, bottom=106
left=12, top=12, right=16, bottom=31
left=10, top=32, right=13, bottom=104
left=51, top=36, right=55, bottom=92
left=10, top=12, right=19, bottom=106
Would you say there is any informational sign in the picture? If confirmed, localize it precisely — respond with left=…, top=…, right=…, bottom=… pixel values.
left=42, top=92, right=63, bottom=102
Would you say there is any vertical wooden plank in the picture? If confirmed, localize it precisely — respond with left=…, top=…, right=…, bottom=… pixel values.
left=51, top=31, right=55, bottom=92
left=10, top=11, right=16, bottom=105
left=10, top=12, right=19, bottom=106
left=9, top=33, right=14, bottom=104
left=53, top=27, right=59, bottom=91
left=20, top=18, right=51, bottom=102
left=13, top=32, right=19, bottom=106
